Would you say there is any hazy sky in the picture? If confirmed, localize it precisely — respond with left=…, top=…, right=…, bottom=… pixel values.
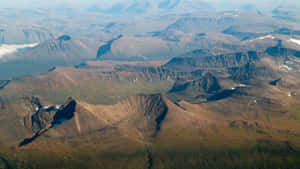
left=0, top=0, right=297, bottom=11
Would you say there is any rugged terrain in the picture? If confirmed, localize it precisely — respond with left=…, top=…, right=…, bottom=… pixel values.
left=0, top=4, right=300, bottom=169
left=0, top=40, right=300, bottom=168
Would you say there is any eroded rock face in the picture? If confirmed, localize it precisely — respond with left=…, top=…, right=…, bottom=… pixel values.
left=164, top=50, right=259, bottom=72
left=31, top=109, right=56, bottom=133
left=229, top=61, right=277, bottom=83
left=20, top=98, right=77, bottom=146
left=119, top=94, right=168, bottom=136
left=168, top=72, right=222, bottom=102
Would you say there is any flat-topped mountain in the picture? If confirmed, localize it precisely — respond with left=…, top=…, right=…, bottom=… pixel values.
left=0, top=35, right=102, bottom=79
left=12, top=35, right=100, bottom=65
left=164, top=50, right=259, bottom=72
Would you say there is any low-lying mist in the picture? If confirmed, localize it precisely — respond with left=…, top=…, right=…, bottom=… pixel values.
left=0, top=43, right=38, bottom=59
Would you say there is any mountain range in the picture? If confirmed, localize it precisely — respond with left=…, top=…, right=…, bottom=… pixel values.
left=0, top=4, right=300, bottom=169
left=0, top=40, right=300, bottom=168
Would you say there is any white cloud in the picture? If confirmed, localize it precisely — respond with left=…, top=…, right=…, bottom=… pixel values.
left=0, top=43, right=38, bottom=58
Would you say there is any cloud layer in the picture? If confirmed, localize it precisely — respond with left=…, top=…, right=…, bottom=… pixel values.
left=0, top=43, right=38, bottom=59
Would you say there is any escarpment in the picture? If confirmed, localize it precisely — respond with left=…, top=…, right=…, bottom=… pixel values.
left=15, top=94, right=170, bottom=146
left=20, top=98, right=77, bottom=146
left=117, top=94, right=168, bottom=136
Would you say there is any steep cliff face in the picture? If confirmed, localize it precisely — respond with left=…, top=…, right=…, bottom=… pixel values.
left=51, top=99, right=76, bottom=127
left=229, top=61, right=278, bottom=83
left=19, top=98, right=77, bottom=146
left=30, top=107, right=56, bottom=133
left=168, top=72, right=223, bottom=102
left=117, top=94, right=168, bottom=136
left=164, top=51, right=260, bottom=72
left=265, top=44, right=297, bottom=58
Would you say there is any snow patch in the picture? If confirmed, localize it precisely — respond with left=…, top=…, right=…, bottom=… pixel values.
left=0, top=43, right=38, bottom=58
left=288, top=92, right=296, bottom=97
left=257, top=35, right=275, bottom=40
left=43, top=106, right=50, bottom=109
left=279, top=65, right=292, bottom=72
left=289, top=39, right=300, bottom=46
left=56, top=105, right=62, bottom=110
